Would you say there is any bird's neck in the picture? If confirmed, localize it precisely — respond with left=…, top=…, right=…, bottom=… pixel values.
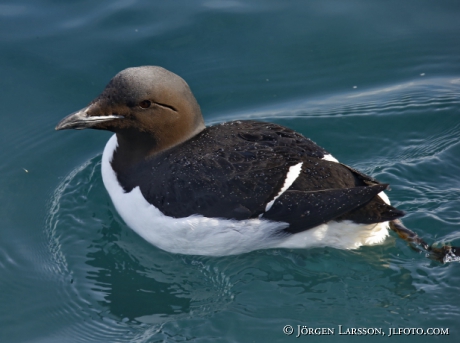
left=111, top=126, right=204, bottom=175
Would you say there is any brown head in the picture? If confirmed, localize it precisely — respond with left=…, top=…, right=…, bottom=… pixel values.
left=56, top=66, right=205, bottom=160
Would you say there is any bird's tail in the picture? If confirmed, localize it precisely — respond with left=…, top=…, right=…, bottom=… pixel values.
left=389, top=219, right=460, bottom=263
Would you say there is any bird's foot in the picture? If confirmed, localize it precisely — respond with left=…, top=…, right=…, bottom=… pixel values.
left=389, top=219, right=460, bottom=263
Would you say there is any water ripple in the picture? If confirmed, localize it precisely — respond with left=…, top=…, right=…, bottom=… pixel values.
left=211, top=76, right=460, bottom=123
left=44, top=158, right=237, bottom=342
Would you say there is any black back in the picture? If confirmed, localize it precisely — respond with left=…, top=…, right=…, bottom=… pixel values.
left=112, top=120, right=404, bottom=233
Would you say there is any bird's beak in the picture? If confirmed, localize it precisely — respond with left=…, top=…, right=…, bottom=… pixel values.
left=55, top=105, right=124, bottom=131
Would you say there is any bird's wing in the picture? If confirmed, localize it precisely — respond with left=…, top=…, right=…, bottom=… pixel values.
left=263, top=185, right=404, bottom=234
left=120, top=121, right=404, bottom=228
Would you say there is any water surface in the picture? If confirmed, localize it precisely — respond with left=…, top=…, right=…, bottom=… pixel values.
left=1, top=1, right=459, bottom=342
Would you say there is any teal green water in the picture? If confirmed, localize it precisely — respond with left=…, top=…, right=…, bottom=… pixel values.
left=1, top=1, right=460, bottom=342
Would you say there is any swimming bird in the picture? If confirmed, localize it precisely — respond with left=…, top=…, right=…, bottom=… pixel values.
left=56, top=66, right=459, bottom=262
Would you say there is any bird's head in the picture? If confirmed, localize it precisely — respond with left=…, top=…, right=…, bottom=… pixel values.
left=56, top=66, right=205, bottom=153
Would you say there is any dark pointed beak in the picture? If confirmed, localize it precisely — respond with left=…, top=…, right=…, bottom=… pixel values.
left=55, top=105, right=124, bottom=131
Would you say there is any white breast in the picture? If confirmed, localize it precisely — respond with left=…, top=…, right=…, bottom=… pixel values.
left=101, top=134, right=389, bottom=256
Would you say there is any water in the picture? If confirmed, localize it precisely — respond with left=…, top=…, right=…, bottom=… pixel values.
left=1, top=0, right=460, bottom=342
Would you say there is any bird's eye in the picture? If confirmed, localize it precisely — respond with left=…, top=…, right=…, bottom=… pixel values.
left=139, top=100, right=151, bottom=109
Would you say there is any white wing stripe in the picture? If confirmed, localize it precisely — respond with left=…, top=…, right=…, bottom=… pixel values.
left=265, top=162, right=303, bottom=212
left=322, top=154, right=339, bottom=162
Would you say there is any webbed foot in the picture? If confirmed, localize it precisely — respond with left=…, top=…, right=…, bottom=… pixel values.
left=389, top=219, right=460, bottom=263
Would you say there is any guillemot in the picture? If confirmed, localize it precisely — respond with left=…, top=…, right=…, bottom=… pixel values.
left=56, top=66, right=459, bottom=262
